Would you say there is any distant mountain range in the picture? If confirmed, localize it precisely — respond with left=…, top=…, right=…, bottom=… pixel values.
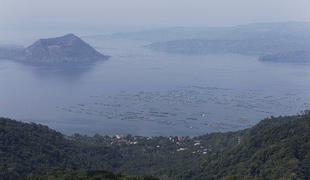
left=148, top=39, right=310, bottom=56
left=2, top=22, right=310, bottom=63
left=1, top=111, right=309, bottom=179
left=104, top=22, right=310, bottom=42
left=0, top=34, right=109, bottom=64
left=106, top=21, right=310, bottom=63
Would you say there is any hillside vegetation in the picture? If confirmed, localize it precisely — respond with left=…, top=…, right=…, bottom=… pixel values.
left=0, top=112, right=309, bottom=179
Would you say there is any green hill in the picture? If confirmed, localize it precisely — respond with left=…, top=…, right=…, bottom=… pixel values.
left=0, top=112, right=309, bottom=179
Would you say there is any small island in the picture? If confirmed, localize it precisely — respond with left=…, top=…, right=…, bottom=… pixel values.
left=0, top=34, right=109, bottom=64
left=259, top=50, right=310, bottom=63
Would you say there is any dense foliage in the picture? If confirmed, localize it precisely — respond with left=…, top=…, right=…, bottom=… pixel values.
left=28, top=170, right=157, bottom=180
left=0, top=112, right=309, bottom=179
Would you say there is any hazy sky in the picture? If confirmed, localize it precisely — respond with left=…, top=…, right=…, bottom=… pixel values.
left=1, top=0, right=310, bottom=42
left=1, top=0, right=310, bottom=27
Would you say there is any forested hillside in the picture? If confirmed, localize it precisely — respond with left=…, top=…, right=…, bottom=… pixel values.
left=0, top=112, right=309, bottom=179
left=28, top=170, right=157, bottom=180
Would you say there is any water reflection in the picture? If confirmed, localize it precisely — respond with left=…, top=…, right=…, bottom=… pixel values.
left=17, top=61, right=106, bottom=82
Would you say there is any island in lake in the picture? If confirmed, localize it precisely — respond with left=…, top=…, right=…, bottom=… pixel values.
left=259, top=50, right=310, bottom=63
left=0, top=34, right=109, bottom=64
left=141, top=22, right=310, bottom=63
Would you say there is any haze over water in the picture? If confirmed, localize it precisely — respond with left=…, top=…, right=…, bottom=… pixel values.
left=1, top=38, right=310, bottom=136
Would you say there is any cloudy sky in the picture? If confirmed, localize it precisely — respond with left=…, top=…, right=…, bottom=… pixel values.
left=0, top=0, right=310, bottom=42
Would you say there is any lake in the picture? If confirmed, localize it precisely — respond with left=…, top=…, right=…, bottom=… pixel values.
left=1, top=37, right=310, bottom=136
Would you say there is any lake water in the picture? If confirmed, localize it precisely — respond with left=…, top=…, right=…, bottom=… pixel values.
left=1, top=38, right=310, bottom=136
